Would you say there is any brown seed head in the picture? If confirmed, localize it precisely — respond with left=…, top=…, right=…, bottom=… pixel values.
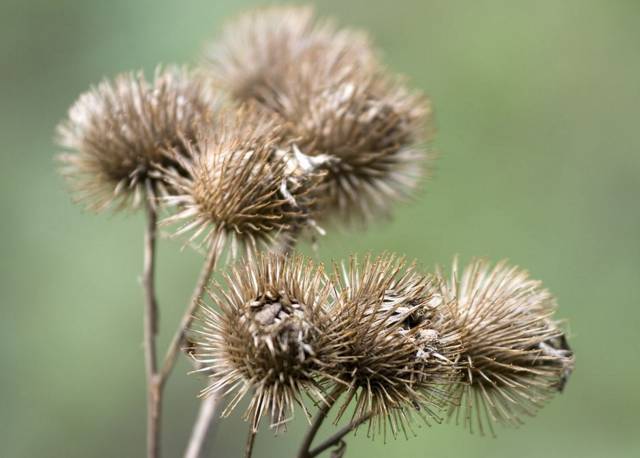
left=276, top=63, right=433, bottom=227
left=56, top=66, right=217, bottom=212
left=325, top=254, right=460, bottom=438
left=190, top=253, right=336, bottom=431
left=203, top=5, right=375, bottom=107
left=161, top=105, right=325, bottom=255
left=439, top=259, right=575, bottom=435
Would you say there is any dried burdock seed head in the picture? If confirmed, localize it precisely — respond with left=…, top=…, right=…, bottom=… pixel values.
left=325, top=254, right=460, bottom=438
left=204, top=5, right=429, bottom=228
left=203, top=5, right=375, bottom=108
left=190, top=253, right=337, bottom=431
left=438, top=259, right=575, bottom=435
left=161, top=104, right=325, bottom=256
left=57, top=66, right=217, bottom=212
left=275, top=59, right=433, bottom=228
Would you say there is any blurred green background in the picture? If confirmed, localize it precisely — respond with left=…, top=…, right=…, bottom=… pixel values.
left=1, top=0, right=639, bottom=457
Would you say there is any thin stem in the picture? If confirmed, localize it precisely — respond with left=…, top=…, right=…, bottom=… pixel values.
left=245, top=429, right=257, bottom=458
left=143, top=198, right=161, bottom=458
left=307, top=413, right=372, bottom=458
left=183, top=395, right=221, bottom=458
left=297, top=386, right=344, bottom=458
left=160, top=228, right=222, bottom=384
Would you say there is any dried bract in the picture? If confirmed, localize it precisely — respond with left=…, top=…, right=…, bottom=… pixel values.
left=439, top=259, right=575, bottom=435
left=161, top=105, right=324, bottom=256
left=190, top=253, right=337, bottom=431
left=57, top=66, right=217, bottom=212
left=325, top=254, right=460, bottom=438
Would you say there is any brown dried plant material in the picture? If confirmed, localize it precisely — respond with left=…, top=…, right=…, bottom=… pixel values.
left=204, top=5, right=431, bottom=230
left=325, top=254, right=460, bottom=439
left=190, top=253, right=338, bottom=431
left=275, top=62, right=433, bottom=227
left=57, top=66, right=217, bottom=212
left=161, top=104, right=325, bottom=257
left=438, top=259, right=575, bottom=435
left=203, top=5, right=375, bottom=107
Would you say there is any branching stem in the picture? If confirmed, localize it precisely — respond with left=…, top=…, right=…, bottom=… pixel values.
left=297, top=386, right=345, bottom=458
left=307, top=413, right=372, bottom=458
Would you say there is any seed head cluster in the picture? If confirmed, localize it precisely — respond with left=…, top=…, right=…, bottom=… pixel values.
left=189, top=254, right=572, bottom=436
left=57, top=4, right=575, bottom=448
left=204, top=5, right=432, bottom=228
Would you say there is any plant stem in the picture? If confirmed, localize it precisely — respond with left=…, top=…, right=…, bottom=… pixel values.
left=183, top=395, right=221, bottom=458
left=160, top=228, right=222, bottom=383
left=297, top=386, right=344, bottom=458
left=245, top=429, right=257, bottom=458
left=143, top=198, right=161, bottom=458
left=307, top=413, right=372, bottom=458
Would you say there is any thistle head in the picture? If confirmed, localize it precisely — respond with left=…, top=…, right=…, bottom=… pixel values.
left=161, top=104, right=325, bottom=255
left=325, top=254, right=460, bottom=438
left=439, top=259, right=575, bottom=435
left=190, top=253, right=336, bottom=431
left=56, top=66, right=217, bottom=212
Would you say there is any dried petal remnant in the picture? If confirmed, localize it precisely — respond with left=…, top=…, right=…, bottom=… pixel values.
left=439, top=259, right=575, bottom=435
left=190, top=254, right=336, bottom=430
left=325, top=254, right=460, bottom=438
left=57, top=67, right=217, bottom=211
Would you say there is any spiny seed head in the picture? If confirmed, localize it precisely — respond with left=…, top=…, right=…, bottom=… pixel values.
left=203, top=5, right=375, bottom=106
left=190, top=253, right=336, bottom=431
left=161, top=105, right=325, bottom=255
left=325, top=254, right=460, bottom=438
left=438, top=259, right=575, bottom=435
left=56, top=66, right=217, bottom=212
left=275, top=58, right=433, bottom=227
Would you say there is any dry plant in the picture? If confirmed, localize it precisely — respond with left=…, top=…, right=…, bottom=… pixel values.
left=56, top=5, right=575, bottom=458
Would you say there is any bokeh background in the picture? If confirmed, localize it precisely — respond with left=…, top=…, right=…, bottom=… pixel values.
left=2, top=0, right=639, bottom=457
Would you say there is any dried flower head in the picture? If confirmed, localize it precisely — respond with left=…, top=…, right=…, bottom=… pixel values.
left=190, top=253, right=336, bottom=431
left=57, top=66, right=217, bottom=212
left=161, top=105, right=325, bottom=256
left=325, top=254, right=460, bottom=438
left=203, top=5, right=375, bottom=107
left=439, top=259, right=575, bottom=435
left=275, top=59, right=433, bottom=227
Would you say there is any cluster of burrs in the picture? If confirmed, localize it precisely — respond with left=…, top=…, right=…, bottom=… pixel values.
left=57, top=4, right=574, bottom=457
left=57, top=5, right=431, bottom=257
left=191, top=253, right=573, bottom=438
